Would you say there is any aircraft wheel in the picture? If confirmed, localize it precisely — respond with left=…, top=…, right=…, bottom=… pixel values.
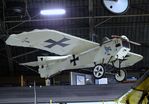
left=93, top=64, right=105, bottom=79
left=114, top=69, right=127, bottom=82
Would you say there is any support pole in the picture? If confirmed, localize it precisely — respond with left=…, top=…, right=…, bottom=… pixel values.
left=49, top=98, right=52, bottom=104
left=45, top=78, right=50, bottom=86
left=34, top=81, right=37, bottom=104
left=2, top=0, right=14, bottom=75
left=21, top=75, right=24, bottom=87
left=89, top=0, right=96, bottom=41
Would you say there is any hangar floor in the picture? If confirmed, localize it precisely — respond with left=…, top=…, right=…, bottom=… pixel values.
left=0, top=83, right=133, bottom=104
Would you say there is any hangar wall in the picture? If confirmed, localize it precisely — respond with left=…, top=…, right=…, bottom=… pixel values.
left=0, top=0, right=149, bottom=77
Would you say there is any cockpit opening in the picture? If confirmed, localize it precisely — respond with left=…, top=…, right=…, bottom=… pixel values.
left=122, top=40, right=130, bottom=48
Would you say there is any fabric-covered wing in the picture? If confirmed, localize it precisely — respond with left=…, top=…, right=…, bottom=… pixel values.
left=114, top=52, right=143, bottom=68
left=6, top=29, right=99, bottom=55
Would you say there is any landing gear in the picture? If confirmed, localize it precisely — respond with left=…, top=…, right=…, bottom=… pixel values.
left=92, top=58, right=127, bottom=82
left=93, top=64, right=105, bottom=79
left=93, top=60, right=127, bottom=82
left=114, top=69, right=127, bottom=82
left=112, top=59, right=127, bottom=82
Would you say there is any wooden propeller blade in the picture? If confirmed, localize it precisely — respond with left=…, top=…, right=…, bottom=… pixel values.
left=129, top=41, right=141, bottom=46
left=111, top=35, right=141, bottom=46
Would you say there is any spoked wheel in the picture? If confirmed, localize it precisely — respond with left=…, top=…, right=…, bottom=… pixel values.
left=93, top=64, right=105, bottom=79
left=114, top=69, right=127, bottom=82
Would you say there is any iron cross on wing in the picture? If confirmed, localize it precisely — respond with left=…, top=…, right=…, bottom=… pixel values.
left=44, top=37, right=70, bottom=48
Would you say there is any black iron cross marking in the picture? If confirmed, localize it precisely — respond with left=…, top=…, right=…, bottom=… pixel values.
left=70, top=55, right=79, bottom=66
left=45, top=37, right=70, bottom=48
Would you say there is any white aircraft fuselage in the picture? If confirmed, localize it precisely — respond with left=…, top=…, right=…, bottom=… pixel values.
left=37, top=38, right=141, bottom=78
left=5, top=29, right=143, bottom=81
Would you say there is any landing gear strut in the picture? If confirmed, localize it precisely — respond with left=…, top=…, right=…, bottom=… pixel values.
left=113, top=59, right=127, bottom=82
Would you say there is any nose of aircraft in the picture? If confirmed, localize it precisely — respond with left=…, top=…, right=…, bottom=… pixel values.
left=121, top=35, right=129, bottom=41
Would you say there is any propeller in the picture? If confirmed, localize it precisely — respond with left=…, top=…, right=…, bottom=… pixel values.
left=111, top=35, right=141, bottom=46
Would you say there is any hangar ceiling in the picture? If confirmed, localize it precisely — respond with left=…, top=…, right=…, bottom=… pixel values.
left=0, top=0, right=149, bottom=76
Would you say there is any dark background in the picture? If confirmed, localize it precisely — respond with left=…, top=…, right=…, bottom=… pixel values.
left=0, top=0, right=149, bottom=85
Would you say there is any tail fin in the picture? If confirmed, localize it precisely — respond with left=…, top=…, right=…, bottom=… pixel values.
left=20, top=55, right=70, bottom=78
left=118, top=70, right=149, bottom=104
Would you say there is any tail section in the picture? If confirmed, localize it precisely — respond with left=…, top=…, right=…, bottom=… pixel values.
left=20, top=55, right=70, bottom=78
left=118, top=70, right=149, bottom=104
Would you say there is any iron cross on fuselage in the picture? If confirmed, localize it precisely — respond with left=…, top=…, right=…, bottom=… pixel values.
left=70, top=55, right=79, bottom=66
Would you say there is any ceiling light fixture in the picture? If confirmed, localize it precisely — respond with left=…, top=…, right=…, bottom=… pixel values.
left=40, top=9, right=66, bottom=15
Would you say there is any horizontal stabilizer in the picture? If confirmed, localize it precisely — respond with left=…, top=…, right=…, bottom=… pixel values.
left=20, top=55, right=70, bottom=67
